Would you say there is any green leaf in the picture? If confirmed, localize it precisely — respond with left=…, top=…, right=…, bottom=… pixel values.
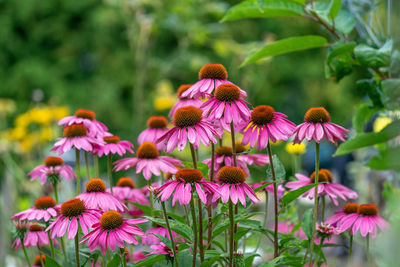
left=356, top=79, right=383, bottom=108
left=144, top=216, right=193, bottom=241
left=212, top=212, right=258, bottom=239
left=221, top=0, right=304, bottom=22
left=328, top=0, right=342, bottom=19
left=266, top=155, right=286, bottom=181
left=131, top=254, right=165, bottom=267
left=241, top=35, right=327, bottom=66
left=259, top=255, right=284, bottom=267
left=254, top=181, right=273, bottom=193
left=281, top=183, right=318, bottom=205
left=334, top=120, right=400, bottom=156
left=301, top=208, right=313, bottom=240
left=244, top=252, right=260, bottom=267
left=107, top=254, right=121, bottom=267
left=178, top=249, right=196, bottom=267
left=366, top=146, right=400, bottom=171
left=326, top=41, right=356, bottom=63
left=381, top=79, right=400, bottom=110
left=45, top=257, right=62, bottom=267
left=352, top=101, right=379, bottom=133
left=354, top=41, right=392, bottom=69
left=310, top=2, right=355, bottom=34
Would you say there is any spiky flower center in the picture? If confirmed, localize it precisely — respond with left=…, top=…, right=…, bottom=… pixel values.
left=75, top=109, right=96, bottom=120
left=86, top=178, right=106, bottom=192
left=304, top=107, right=330, bottom=123
left=215, top=84, right=240, bottom=102
left=343, top=203, right=359, bottom=214
left=216, top=146, right=233, bottom=157
left=44, top=156, right=64, bottom=167
left=63, top=123, right=87, bottom=137
left=177, top=84, right=193, bottom=98
left=34, top=255, right=46, bottom=266
left=100, top=210, right=124, bottom=230
left=34, top=196, right=56, bottom=210
left=358, top=204, right=378, bottom=216
left=199, top=64, right=228, bottom=80
left=176, top=169, right=203, bottom=183
left=251, top=105, right=275, bottom=126
left=29, top=224, right=44, bottom=232
left=217, top=166, right=246, bottom=184
left=117, top=177, right=136, bottom=188
left=61, top=199, right=86, bottom=217
left=310, top=169, right=333, bottom=183
left=147, top=116, right=168, bottom=129
left=137, top=142, right=159, bottom=159
left=173, top=106, right=202, bottom=128
left=104, top=136, right=120, bottom=144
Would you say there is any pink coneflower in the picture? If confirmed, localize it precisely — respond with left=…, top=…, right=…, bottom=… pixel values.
left=201, top=84, right=250, bottom=131
left=251, top=181, right=285, bottom=198
left=202, top=146, right=250, bottom=176
left=140, top=182, right=160, bottom=197
left=80, top=210, right=147, bottom=254
left=240, top=105, right=296, bottom=150
left=58, top=109, right=108, bottom=137
left=293, top=107, right=349, bottom=144
left=340, top=204, right=388, bottom=238
left=13, top=224, right=58, bottom=250
left=138, top=116, right=169, bottom=150
left=235, top=142, right=270, bottom=166
left=182, top=64, right=245, bottom=99
left=11, top=196, right=58, bottom=222
left=275, top=222, right=307, bottom=239
left=216, top=166, right=258, bottom=207
left=285, top=169, right=358, bottom=205
left=157, top=169, right=220, bottom=206
left=93, top=136, right=133, bottom=157
left=28, top=156, right=76, bottom=185
left=156, top=106, right=221, bottom=153
left=51, top=123, right=102, bottom=155
left=47, top=198, right=101, bottom=239
left=131, top=250, right=147, bottom=262
left=169, top=84, right=203, bottom=119
left=142, top=226, right=180, bottom=246
left=113, top=142, right=182, bottom=180
left=149, top=242, right=178, bottom=257
left=325, top=203, right=359, bottom=230
left=77, top=178, right=126, bottom=212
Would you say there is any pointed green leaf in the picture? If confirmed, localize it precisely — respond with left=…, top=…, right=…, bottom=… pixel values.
left=107, top=254, right=121, bottom=267
left=281, top=183, right=318, bottom=205
left=366, top=146, right=400, bottom=171
left=45, top=257, right=62, bottom=267
left=328, top=0, right=342, bottom=19
left=241, top=35, right=327, bottom=67
left=301, top=208, right=313, bottom=240
left=131, top=254, right=166, bottom=267
left=144, top=216, right=193, bottom=241
left=352, top=101, right=379, bottom=133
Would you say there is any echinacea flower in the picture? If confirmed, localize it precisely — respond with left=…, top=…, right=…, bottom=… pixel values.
left=51, top=123, right=102, bottom=155
left=113, top=142, right=182, bottom=180
left=58, top=109, right=108, bottom=137
left=285, top=169, right=358, bottom=206
left=149, top=242, right=178, bottom=258
left=293, top=107, right=349, bottom=144
left=251, top=181, right=285, bottom=198
left=240, top=105, right=296, bottom=150
left=13, top=223, right=58, bottom=250
left=157, top=169, right=220, bottom=206
left=235, top=142, right=270, bottom=168
left=142, top=226, right=181, bottom=246
left=77, top=178, right=126, bottom=212
left=169, top=84, right=203, bottom=119
left=93, top=136, right=134, bottom=157
left=156, top=106, right=221, bottom=153
left=215, top=166, right=258, bottom=207
left=182, top=64, right=245, bottom=99
left=11, top=196, right=58, bottom=222
left=201, top=83, right=250, bottom=131
left=316, top=223, right=341, bottom=237
left=131, top=250, right=147, bottom=263
left=340, top=204, right=388, bottom=238
left=325, top=203, right=359, bottom=230
left=202, top=146, right=250, bottom=176
left=138, top=116, right=169, bottom=150
left=47, top=198, right=101, bottom=239
left=28, top=156, right=76, bottom=185
left=80, top=210, right=147, bottom=254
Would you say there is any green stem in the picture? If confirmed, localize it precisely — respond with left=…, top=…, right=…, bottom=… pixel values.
left=46, top=222, right=55, bottom=258
left=367, top=234, right=370, bottom=267
left=348, top=234, right=353, bottom=266
left=53, top=181, right=59, bottom=203
left=107, top=154, right=113, bottom=194
left=189, top=143, right=198, bottom=169
left=228, top=201, right=234, bottom=267
left=38, top=247, right=45, bottom=267
left=229, top=122, right=237, bottom=167
left=255, top=191, right=269, bottom=251
left=148, top=179, right=154, bottom=217
left=20, top=238, right=31, bottom=267
left=184, top=205, right=190, bottom=226
left=190, top=194, right=198, bottom=267
left=314, top=236, right=325, bottom=265
left=120, top=248, right=127, bottom=267
left=161, top=201, right=179, bottom=267
left=321, top=195, right=326, bottom=222
left=75, top=149, right=81, bottom=195
left=267, top=142, right=279, bottom=258
left=84, top=151, right=90, bottom=178
left=94, top=155, right=99, bottom=177
left=60, top=236, right=69, bottom=267
left=74, top=234, right=80, bottom=267
left=309, top=142, right=320, bottom=267
left=207, top=142, right=215, bottom=247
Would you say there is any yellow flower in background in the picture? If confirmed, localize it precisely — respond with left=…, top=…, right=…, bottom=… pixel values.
left=15, top=113, right=32, bottom=128
left=19, top=133, right=36, bottom=152
left=270, top=139, right=283, bottom=146
left=373, top=116, right=392, bottom=133
left=285, top=143, right=306, bottom=155
left=154, top=96, right=176, bottom=111
left=39, top=127, right=54, bottom=142
left=30, top=106, right=53, bottom=124
left=52, top=106, right=69, bottom=120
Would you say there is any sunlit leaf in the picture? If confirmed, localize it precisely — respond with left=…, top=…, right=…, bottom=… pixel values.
left=366, top=146, right=400, bottom=171
left=281, top=183, right=318, bottom=205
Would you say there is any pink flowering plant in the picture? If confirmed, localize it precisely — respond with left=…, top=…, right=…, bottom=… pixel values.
left=8, top=61, right=396, bottom=267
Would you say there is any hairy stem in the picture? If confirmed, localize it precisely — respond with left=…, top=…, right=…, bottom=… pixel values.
left=148, top=179, right=154, bottom=217
left=190, top=194, right=198, bottom=267
left=309, top=142, right=320, bottom=267
left=46, top=222, right=55, bottom=258
left=267, top=142, right=279, bottom=258
left=367, top=234, right=370, bottom=267
left=229, top=122, right=237, bottom=166
left=207, top=142, right=215, bottom=247
left=228, top=201, right=234, bottom=267
left=120, top=248, right=127, bottom=267
left=107, top=154, right=113, bottom=194
left=94, top=154, right=99, bottom=177
left=348, top=234, right=353, bottom=266
left=38, top=247, right=45, bottom=267
left=75, top=149, right=81, bottom=195
left=161, top=201, right=179, bottom=267
left=84, top=151, right=90, bottom=178
left=53, top=181, right=59, bottom=203
left=21, top=238, right=31, bottom=267
left=74, top=234, right=80, bottom=267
